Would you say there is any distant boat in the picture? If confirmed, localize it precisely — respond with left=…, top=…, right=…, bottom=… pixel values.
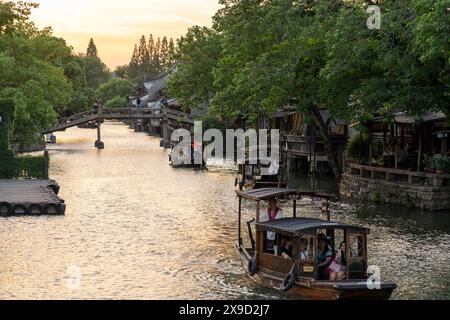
left=77, top=121, right=98, bottom=129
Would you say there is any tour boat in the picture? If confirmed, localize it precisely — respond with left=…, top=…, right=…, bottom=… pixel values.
left=235, top=146, right=288, bottom=190
left=235, top=188, right=397, bottom=300
left=168, top=144, right=206, bottom=169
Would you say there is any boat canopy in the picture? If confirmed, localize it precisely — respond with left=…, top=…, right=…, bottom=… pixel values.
left=256, top=218, right=370, bottom=236
left=236, top=188, right=336, bottom=201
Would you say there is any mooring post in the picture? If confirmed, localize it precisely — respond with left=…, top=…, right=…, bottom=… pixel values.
left=95, top=104, right=105, bottom=150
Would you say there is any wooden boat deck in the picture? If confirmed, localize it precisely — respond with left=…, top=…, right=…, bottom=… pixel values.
left=0, top=180, right=66, bottom=216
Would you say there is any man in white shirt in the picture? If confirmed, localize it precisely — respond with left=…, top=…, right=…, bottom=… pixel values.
left=260, top=198, right=283, bottom=253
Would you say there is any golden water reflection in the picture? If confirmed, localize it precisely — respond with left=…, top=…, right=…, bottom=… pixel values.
left=0, top=122, right=448, bottom=300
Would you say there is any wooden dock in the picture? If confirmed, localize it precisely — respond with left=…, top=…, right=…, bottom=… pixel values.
left=0, top=180, right=66, bottom=217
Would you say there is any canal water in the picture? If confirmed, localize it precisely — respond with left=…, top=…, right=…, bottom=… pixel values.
left=0, top=121, right=449, bottom=300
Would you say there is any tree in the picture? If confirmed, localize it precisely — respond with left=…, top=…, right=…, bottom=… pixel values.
left=0, top=98, right=16, bottom=178
left=95, top=78, right=135, bottom=107
left=83, top=54, right=110, bottom=90
left=148, top=34, right=155, bottom=67
left=168, top=0, right=449, bottom=178
left=86, top=38, right=98, bottom=57
left=138, top=35, right=151, bottom=78
left=160, top=36, right=169, bottom=70
left=0, top=1, right=113, bottom=146
left=0, top=1, right=73, bottom=146
left=114, top=65, right=129, bottom=79
left=168, top=37, right=176, bottom=66
left=128, top=44, right=140, bottom=80
left=153, top=37, right=161, bottom=73
left=103, top=96, right=128, bottom=109
left=166, top=26, right=221, bottom=110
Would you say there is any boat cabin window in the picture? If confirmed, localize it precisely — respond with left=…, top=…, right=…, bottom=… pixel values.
left=299, top=236, right=314, bottom=261
left=347, top=233, right=367, bottom=279
left=262, top=232, right=280, bottom=255
left=349, top=234, right=364, bottom=257
left=333, top=229, right=345, bottom=252
left=298, top=236, right=315, bottom=277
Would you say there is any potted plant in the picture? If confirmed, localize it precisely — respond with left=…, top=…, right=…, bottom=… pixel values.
left=424, top=156, right=436, bottom=174
left=435, top=157, right=450, bottom=174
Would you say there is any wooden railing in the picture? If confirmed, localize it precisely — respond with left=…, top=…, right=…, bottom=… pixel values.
left=44, top=107, right=198, bottom=134
left=347, top=163, right=450, bottom=187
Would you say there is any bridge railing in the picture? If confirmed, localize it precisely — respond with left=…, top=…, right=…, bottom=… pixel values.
left=104, top=108, right=157, bottom=116
left=58, top=109, right=97, bottom=124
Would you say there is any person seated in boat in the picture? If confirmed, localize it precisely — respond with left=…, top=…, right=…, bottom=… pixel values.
left=317, top=234, right=333, bottom=280
left=280, top=237, right=293, bottom=260
left=328, top=241, right=347, bottom=281
left=299, top=238, right=310, bottom=260
left=261, top=198, right=284, bottom=253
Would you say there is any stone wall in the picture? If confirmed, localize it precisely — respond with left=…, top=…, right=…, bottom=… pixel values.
left=340, top=173, right=450, bottom=211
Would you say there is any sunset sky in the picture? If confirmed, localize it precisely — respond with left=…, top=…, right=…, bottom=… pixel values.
left=28, top=0, right=221, bottom=68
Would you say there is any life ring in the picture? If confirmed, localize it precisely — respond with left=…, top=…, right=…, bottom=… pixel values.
left=248, top=259, right=257, bottom=276
left=28, top=203, right=43, bottom=215
left=12, top=204, right=27, bottom=215
left=281, top=264, right=298, bottom=292
left=0, top=202, right=12, bottom=216
left=44, top=203, right=59, bottom=215
left=281, top=271, right=297, bottom=292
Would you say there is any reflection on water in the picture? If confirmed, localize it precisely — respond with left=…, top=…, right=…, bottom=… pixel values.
left=0, top=121, right=448, bottom=300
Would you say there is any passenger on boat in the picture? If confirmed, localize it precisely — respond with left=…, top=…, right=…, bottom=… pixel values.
left=260, top=198, right=284, bottom=252
left=328, top=241, right=347, bottom=281
left=280, top=237, right=293, bottom=260
left=299, top=238, right=310, bottom=260
left=317, top=234, right=333, bottom=280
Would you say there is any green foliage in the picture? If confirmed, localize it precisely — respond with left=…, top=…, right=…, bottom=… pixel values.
left=426, top=155, right=450, bottom=172
left=168, top=0, right=449, bottom=124
left=166, top=26, right=221, bottom=110
left=0, top=149, right=15, bottom=178
left=86, top=38, right=98, bottom=57
left=95, top=78, right=135, bottom=105
left=83, top=54, right=110, bottom=90
left=114, top=65, right=129, bottom=79
left=0, top=98, right=16, bottom=150
left=0, top=1, right=76, bottom=146
left=104, top=96, right=128, bottom=109
left=15, top=155, right=46, bottom=179
left=0, top=2, right=111, bottom=148
left=198, top=113, right=228, bottom=134
left=0, top=98, right=16, bottom=178
left=127, top=34, right=176, bottom=82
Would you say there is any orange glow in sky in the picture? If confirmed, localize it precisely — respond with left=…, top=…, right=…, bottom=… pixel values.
left=27, top=0, right=220, bottom=68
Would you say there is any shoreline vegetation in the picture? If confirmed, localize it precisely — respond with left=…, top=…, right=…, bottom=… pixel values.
left=1, top=1, right=449, bottom=200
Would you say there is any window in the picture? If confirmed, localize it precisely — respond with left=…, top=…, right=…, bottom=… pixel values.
left=299, top=236, right=314, bottom=261
left=349, top=234, right=364, bottom=257
left=333, top=229, right=345, bottom=252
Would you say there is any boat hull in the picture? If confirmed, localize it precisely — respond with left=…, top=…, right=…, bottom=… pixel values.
left=236, top=244, right=396, bottom=300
